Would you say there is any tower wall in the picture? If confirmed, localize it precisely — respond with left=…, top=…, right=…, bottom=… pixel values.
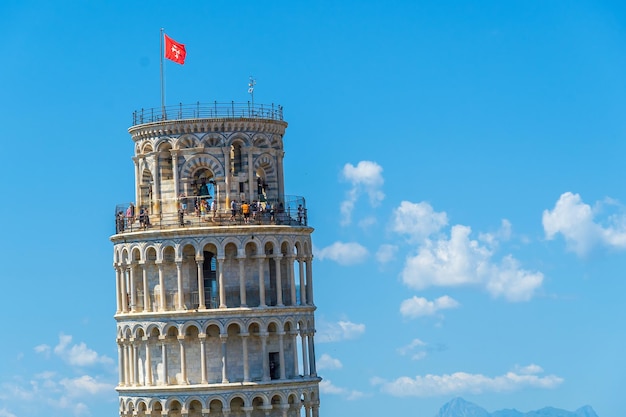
left=112, top=106, right=320, bottom=417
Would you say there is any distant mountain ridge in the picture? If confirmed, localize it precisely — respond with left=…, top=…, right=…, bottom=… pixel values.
left=435, top=397, right=598, bottom=417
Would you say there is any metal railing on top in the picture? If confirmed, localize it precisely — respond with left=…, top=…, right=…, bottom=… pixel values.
left=131, top=101, right=284, bottom=126
left=114, top=195, right=308, bottom=234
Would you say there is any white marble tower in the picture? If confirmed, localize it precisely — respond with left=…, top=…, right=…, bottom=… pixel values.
left=111, top=102, right=320, bottom=417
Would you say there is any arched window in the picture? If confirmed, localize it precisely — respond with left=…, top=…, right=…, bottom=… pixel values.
left=203, top=251, right=217, bottom=308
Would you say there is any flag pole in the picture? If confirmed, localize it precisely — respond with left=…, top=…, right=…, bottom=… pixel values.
left=160, top=28, right=165, bottom=118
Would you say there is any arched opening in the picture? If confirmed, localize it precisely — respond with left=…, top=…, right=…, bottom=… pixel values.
left=255, top=170, right=268, bottom=202
left=208, top=399, right=223, bottom=416
left=251, top=397, right=265, bottom=417
left=184, top=326, right=200, bottom=384
left=137, top=401, right=148, bottom=417
left=226, top=323, right=242, bottom=382
left=140, top=168, right=153, bottom=214
left=191, top=168, right=215, bottom=198
left=188, top=400, right=203, bottom=417
left=205, top=324, right=221, bottom=383
left=167, top=400, right=182, bottom=417
left=230, top=143, right=244, bottom=175
left=229, top=397, right=245, bottom=417
left=159, top=143, right=173, bottom=181
left=203, top=250, right=217, bottom=309
left=151, top=401, right=163, bottom=417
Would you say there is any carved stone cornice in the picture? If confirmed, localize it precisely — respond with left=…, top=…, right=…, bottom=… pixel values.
left=129, top=118, right=288, bottom=141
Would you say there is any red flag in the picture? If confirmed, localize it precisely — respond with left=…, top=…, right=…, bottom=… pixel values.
left=164, top=34, right=186, bottom=65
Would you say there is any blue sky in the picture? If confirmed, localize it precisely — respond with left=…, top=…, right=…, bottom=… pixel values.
left=1, top=1, right=626, bottom=416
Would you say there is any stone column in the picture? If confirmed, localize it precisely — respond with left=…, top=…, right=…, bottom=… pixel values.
left=132, top=339, right=139, bottom=386
left=196, top=257, right=206, bottom=309
left=159, top=336, right=168, bottom=385
left=274, top=254, right=284, bottom=306
left=143, top=336, right=153, bottom=386
left=306, top=256, right=314, bottom=305
left=122, top=341, right=129, bottom=385
left=241, top=332, right=250, bottom=382
left=278, top=332, right=286, bottom=380
left=223, top=147, right=231, bottom=207
left=257, top=256, right=266, bottom=307
left=260, top=333, right=269, bottom=381
left=218, top=258, right=227, bottom=308
left=220, top=334, right=229, bottom=383
left=290, top=331, right=299, bottom=377
left=308, top=331, right=317, bottom=377
left=287, top=256, right=296, bottom=306
left=153, top=152, right=161, bottom=214
left=120, top=265, right=128, bottom=313
left=172, top=150, right=179, bottom=199
left=298, top=258, right=306, bottom=305
left=129, top=264, right=137, bottom=312
left=178, top=335, right=188, bottom=384
left=300, top=330, right=309, bottom=376
left=199, top=334, right=207, bottom=384
left=142, top=262, right=150, bottom=312
left=279, top=404, right=290, bottom=417
left=125, top=342, right=133, bottom=386
left=157, top=262, right=165, bottom=311
left=115, top=266, right=122, bottom=314
left=176, top=261, right=184, bottom=310
left=242, top=407, right=253, bottom=417
left=277, top=150, right=285, bottom=198
left=117, top=340, right=124, bottom=386
left=132, top=156, right=140, bottom=208
left=312, top=403, right=320, bottom=417
left=247, top=150, right=254, bottom=202
left=238, top=254, right=247, bottom=307
left=304, top=404, right=312, bottom=417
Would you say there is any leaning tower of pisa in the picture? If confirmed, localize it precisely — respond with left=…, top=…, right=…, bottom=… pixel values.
left=111, top=102, right=320, bottom=417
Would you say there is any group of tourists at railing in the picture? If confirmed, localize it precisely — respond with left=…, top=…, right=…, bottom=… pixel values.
left=115, top=197, right=307, bottom=233
left=116, top=203, right=152, bottom=233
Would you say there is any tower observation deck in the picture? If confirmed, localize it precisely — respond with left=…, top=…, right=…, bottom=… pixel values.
left=111, top=102, right=320, bottom=417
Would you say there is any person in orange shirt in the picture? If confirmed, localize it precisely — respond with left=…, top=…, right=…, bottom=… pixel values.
left=242, top=201, right=250, bottom=224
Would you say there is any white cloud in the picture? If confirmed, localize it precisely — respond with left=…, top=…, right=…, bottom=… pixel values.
left=340, top=161, right=385, bottom=226
left=53, top=397, right=91, bottom=416
left=376, top=244, right=398, bottom=264
left=479, top=219, right=512, bottom=246
left=34, top=344, right=51, bottom=357
left=317, top=320, right=366, bottom=343
left=58, top=375, right=114, bottom=397
left=401, top=224, right=543, bottom=302
left=399, top=295, right=460, bottom=319
left=397, top=339, right=428, bottom=360
left=343, top=160, right=384, bottom=190
left=0, top=383, right=35, bottom=401
left=372, top=364, right=563, bottom=397
left=0, top=370, right=115, bottom=417
left=543, top=192, right=626, bottom=256
left=391, top=201, right=448, bottom=242
left=319, top=379, right=345, bottom=394
left=514, top=364, right=544, bottom=375
left=0, top=409, right=17, bottom=417
left=358, top=216, right=377, bottom=229
left=316, top=241, right=369, bottom=265
left=53, top=334, right=114, bottom=367
left=484, top=255, right=544, bottom=302
left=320, top=380, right=365, bottom=400
left=398, top=338, right=426, bottom=354
left=317, top=354, right=343, bottom=370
